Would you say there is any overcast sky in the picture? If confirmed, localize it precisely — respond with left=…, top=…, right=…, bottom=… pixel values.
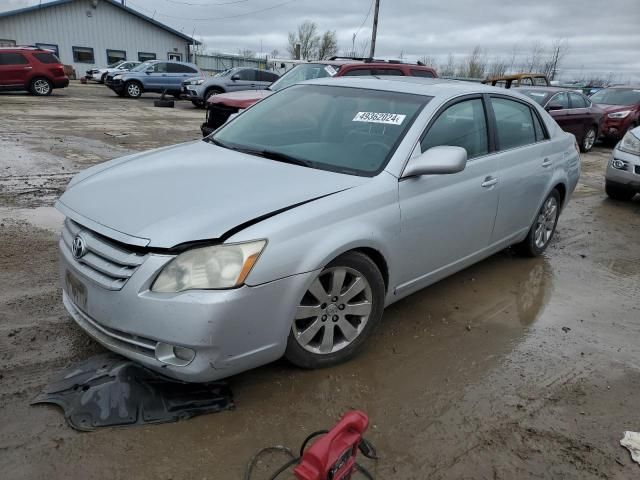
left=3, top=0, right=640, bottom=81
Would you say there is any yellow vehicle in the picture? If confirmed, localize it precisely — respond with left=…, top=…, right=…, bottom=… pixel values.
left=482, top=73, right=550, bottom=89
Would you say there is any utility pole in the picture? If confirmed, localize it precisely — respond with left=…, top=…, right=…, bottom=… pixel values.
left=369, top=0, right=380, bottom=59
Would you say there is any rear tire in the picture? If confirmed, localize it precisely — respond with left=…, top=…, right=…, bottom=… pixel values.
left=580, top=126, right=597, bottom=153
left=100, top=73, right=107, bottom=84
left=204, top=87, right=223, bottom=104
left=606, top=182, right=635, bottom=201
left=30, top=77, right=52, bottom=96
left=124, top=81, right=142, bottom=98
left=514, top=189, right=561, bottom=257
left=285, top=251, right=385, bottom=369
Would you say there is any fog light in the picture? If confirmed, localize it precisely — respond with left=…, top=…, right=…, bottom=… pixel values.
left=155, top=342, right=196, bottom=367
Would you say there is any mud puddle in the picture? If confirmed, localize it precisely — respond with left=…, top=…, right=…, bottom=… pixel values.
left=0, top=206, right=64, bottom=232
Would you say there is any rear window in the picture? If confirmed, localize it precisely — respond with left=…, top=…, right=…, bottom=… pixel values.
left=410, top=69, right=435, bottom=78
left=0, top=52, right=29, bottom=65
left=33, top=53, right=60, bottom=64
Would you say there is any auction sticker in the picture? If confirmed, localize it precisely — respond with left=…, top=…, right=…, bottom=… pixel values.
left=353, top=112, right=406, bottom=125
left=324, top=65, right=338, bottom=76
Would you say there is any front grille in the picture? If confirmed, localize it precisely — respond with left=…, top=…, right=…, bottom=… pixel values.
left=62, top=218, right=146, bottom=290
left=63, top=292, right=156, bottom=358
left=207, top=104, right=239, bottom=130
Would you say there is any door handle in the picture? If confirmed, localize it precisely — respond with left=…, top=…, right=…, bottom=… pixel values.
left=481, top=176, right=498, bottom=188
left=542, top=158, right=553, bottom=168
left=23, top=66, right=33, bottom=70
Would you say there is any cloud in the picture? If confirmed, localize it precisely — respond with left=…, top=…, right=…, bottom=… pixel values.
left=3, top=0, right=639, bottom=81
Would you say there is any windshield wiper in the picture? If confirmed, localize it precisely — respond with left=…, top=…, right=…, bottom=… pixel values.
left=205, top=138, right=313, bottom=168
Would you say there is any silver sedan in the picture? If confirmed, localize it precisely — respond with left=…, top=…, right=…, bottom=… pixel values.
left=56, top=77, right=580, bottom=382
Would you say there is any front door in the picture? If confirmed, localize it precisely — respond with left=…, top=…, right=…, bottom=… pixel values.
left=146, top=62, right=168, bottom=91
left=226, top=69, right=257, bottom=92
left=397, top=97, right=500, bottom=293
left=0, top=52, right=30, bottom=86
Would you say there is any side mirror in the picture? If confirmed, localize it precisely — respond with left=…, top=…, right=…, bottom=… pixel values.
left=231, top=74, right=240, bottom=81
left=546, top=103, right=563, bottom=111
left=402, top=146, right=467, bottom=178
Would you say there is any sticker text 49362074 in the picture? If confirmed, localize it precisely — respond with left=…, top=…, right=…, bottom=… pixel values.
left=352, top=112, right=406, bottom=125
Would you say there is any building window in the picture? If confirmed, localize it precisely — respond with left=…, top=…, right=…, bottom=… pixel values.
left=72, top=46, right=94, bottom=63
left=0, top=39, right=16, bottom=47
left=138, top=52, right=156, bottom=62
left=106, top=49, right=126, bottom=65
left=36, top=43, right=59, bottom=56
left=168, top=52, right=182, bottom=61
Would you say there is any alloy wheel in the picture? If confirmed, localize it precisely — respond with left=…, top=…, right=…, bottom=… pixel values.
left=33, top=79, right=50, bottom=95
left=534, top=196, right=558, bottom=249
left=293, top=267, right=373, bottom=354
left=583, top=128, right=596, bottom=151
left=127, top=83, right=141, bottom=97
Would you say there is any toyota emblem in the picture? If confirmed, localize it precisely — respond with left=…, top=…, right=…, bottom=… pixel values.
left=72, top=235, right=87, bottom=259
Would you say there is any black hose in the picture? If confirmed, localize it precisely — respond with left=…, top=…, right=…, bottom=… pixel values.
left=298, top=429, right=329, bottom=457
left=244, top=446, right=295, bottom=480
left=268, top=456, right=301, bottom=480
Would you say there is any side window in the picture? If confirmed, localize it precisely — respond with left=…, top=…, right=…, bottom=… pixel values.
left=33, top=53, right=60, bottom=64
left=421, top=98, right=489, bottom=159
left=492, top=97, right=537, bottom=150
left=0, top=53, right=29, bottom=65
left=374, top=68, right=404, bottom=76
left=548, top=92, right=569, bottom=109
left=151, top=62, right=167, bottom=73
left=410, top=69, right=435, bottom=78
left=238, top=69, right=257, bottom=81
left=36, top=43, right=59, bottom=56
left=342, top=69, right=374, bottom=76
left=267, top=72, right=280, bottom=82
left=167, top=63, right=196, bottom=73
left=532, top=111, right=547, bottom=141
left=569, top=92, right=587, bottom=109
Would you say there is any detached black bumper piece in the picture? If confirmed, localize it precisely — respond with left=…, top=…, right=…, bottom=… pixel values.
left=31, top=353, right=234, bottom=431
left=201, top=104, right=239, bottom=136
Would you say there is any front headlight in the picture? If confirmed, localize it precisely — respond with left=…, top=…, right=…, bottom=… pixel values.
left=195, top=79, right=205, bottom=85
left=608, top=110, right=631, bottom=119
left=151, top=240, right=266, bottom=292
left=113, top=74, right=122, bottom=80
left=618, top=130, right=640, bottom=155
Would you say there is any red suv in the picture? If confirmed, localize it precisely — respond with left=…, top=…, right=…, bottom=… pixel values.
left=201, top=59, right=438, bottom=135
left=589, top=86, right=640, bottom=141
left=0, top=46, right=69, bottom=96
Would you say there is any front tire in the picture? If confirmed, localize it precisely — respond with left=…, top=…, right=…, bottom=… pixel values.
left=204, top=87, right=223, bottom=104
left=30, top=77, right=52, bottom=96
left=515, top=189, right=561, bottom=257
left=124, top=81, right=142, bottom=98
left=606, top=182, right=635, bottom=201
left=580, top=126, right=597, bottom=153
left=100, top=73, right=107, bottom=84
left=285, top=251, right=385, bottom=369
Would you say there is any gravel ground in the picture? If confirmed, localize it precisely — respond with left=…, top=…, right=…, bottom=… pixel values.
left=1, top=82, right=639, bottom=480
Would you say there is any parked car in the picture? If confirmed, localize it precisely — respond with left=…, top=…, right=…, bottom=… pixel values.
left=184, top=67, right=280, bottom=107
left=589, top=87, right=640, bottom=142
left=105, top=60, right=203, bottom=98
left=516, top=86, right=604, bottom=152
left=55, top=77, right=579, bottom=382
left=0, top=46, right=68, bottom=96
left=605, top=125, right=640, bottom=200
left=86, top=60, right=141, bottom=83
left=483, top=73, right=549, bottom=89
left=201, top=59, right=440, bottom=135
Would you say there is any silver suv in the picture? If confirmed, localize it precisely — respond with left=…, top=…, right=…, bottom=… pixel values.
left=56, top=78, right=580, bottom=382
left=606, top=126, right=640, bottom=200
left=183, top=67, right=279, bottom=107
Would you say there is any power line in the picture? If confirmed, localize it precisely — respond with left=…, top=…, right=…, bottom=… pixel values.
left=353, top=0, right=374, bottom=41
left=127, top=0, right=296, bottom=21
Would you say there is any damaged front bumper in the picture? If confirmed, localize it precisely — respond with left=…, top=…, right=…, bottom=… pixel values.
left=59, top=235, right=316, bottom=383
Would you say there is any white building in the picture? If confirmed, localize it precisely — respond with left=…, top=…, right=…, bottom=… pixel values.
left=0, top=0, right=198, bottom=77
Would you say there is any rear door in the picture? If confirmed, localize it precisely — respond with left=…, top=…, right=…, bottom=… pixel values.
left=397, top=96, right=500, bottom=290
left=568, top=92, right=591, bottom=139
left=0, top=52, right=31, bottom=86
left=255, top=70, right=274, bottom=89
left=545, top=92, right=575, bottom=134
left=167, top=63, right=198, bottom=91
left=488, top=96, right=553, bottom=243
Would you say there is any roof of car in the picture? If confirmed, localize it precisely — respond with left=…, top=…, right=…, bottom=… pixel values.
left=513, top=86, right=576, bottom=94
left=304, top=76, right=509, bottom=98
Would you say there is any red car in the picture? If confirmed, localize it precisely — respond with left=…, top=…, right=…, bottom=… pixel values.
left=516, top=86, right=604, bottom=152
left=589, top=86, right=640, bottom=141
left=0, top=46, right=69, bottom=96
left=201, top=59, right=438, bottom=135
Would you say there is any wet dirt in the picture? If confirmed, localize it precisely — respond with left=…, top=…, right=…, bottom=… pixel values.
left=1, top=84, right=640, bottom=479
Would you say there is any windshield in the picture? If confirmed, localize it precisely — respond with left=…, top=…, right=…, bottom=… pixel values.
left=517, top=89, right=552, bottom=106
left=590, top=88, right=640, bottom=106
left=269, top=63, right=341, bottom=92
left=210, top=84, right=429, bottom=176
left=129, top=61, right=153, bottom=72
left=108, top=61, right=123, bottom=68
left=215, top=68, right=236, bottom=77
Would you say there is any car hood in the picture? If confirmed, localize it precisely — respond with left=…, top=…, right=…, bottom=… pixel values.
left=208, top=90, right=272, bottom=108
left=56, top=141, right=367, bottom=248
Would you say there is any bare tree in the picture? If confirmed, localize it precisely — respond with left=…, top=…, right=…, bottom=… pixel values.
left=418, top=55, right=437, bottom=67
left=521, top=42, right=544, bottom=72
left=459, top=45, right=486, bottom=78
left=287, top=20, right=319, bottom=60
left=487, top=56, right=508, bottom=78
left=238, top=48, right=255, bottom=58
left=543, top=39, right=568, bottom=80
left=355, top=38, right=370, bottom=58
left=317, top=31, right=338, bottom=60
left=440, top=52, right=456, bottom=77
left=270, top=49, right=280, bottom=59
